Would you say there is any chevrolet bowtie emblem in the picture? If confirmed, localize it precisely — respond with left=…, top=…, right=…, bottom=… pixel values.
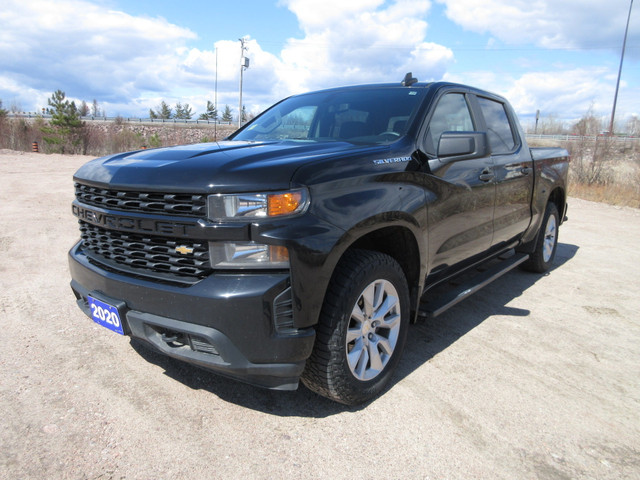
left=175, top=245, right=194, bottom=255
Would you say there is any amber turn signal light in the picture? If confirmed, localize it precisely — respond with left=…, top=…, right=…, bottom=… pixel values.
left=267, top=192, right=304, bottom=217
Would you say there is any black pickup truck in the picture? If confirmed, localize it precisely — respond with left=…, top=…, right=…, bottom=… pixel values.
left=69, top=76, right=569, bottom=405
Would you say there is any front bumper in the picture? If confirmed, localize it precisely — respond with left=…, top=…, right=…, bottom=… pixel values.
left=69, top=242, right=315, bottom=390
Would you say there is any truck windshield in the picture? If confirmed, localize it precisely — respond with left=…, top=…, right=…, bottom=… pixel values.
left=231, top=87, right=426, bottom=145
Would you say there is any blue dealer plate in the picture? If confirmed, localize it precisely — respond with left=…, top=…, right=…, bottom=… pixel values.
left=88, top=296, right=125, bottom=335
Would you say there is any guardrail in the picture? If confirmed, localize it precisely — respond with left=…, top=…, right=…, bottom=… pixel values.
left=4, top=113, right=638, bottom=140
left=5, top=112, right=234, bottom=125
left=525, top=133, right=639, bottom=142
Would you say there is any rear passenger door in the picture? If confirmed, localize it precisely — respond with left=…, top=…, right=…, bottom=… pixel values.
left=474, top=95, right=534, bottom=248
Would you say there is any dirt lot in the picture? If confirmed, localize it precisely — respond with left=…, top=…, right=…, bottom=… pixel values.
left=1, top=149, right=639, bottom=480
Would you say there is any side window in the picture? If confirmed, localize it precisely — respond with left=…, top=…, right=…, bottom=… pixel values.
left=425, top=93, right=474, bottom=155
left=477, top=97, right=516, bottom=154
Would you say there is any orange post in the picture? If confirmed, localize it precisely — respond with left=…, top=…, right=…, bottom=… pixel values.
left=32, top=142, right=39, bottom=153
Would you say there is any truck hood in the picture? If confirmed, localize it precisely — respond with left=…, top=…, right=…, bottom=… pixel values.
left=73, top=140, right=388, bottom=193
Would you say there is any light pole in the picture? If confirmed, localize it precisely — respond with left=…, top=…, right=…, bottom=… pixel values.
left=609, top=0, right=634, bottom=136
left=238, top=38, right=249, bottom=128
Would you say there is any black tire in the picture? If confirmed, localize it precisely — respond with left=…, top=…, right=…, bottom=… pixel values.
left=301, top=249, right=410, bottom=405
left=521, top=202, right=559, bottom=273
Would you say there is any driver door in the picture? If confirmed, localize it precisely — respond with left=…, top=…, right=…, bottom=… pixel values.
left=420, top=92, right=496, bottom=274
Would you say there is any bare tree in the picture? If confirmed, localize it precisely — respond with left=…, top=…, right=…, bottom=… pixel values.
left=79, top=100, right=90, bottom=117
left=569, top=108, right=614, bottom=185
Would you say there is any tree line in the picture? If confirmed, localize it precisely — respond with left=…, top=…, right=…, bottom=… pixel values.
left=1, top=91, right=241, bottom=155
left=1, top=89, right=249, bottom=123
left=149, top=100, right=248, bottom=123
left=1, top=89, right=255, bottom=153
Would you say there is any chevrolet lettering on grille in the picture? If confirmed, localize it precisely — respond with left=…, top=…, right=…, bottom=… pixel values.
left=72, top=204, right=193, bottom=237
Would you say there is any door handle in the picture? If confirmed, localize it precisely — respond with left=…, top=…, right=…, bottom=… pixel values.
left=479, top=170, right=494, bottom=182
left=521, top=167, right=533, bottom=175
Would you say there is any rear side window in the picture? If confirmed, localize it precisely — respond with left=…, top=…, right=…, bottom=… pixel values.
left=477, top=97, right=516, bottom=154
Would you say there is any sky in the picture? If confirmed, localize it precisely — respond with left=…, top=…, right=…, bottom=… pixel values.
left=1, top=0, right=638, bottom=129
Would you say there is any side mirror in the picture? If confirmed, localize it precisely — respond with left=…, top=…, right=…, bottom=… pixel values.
left=438, top=132, right=489, bottom=162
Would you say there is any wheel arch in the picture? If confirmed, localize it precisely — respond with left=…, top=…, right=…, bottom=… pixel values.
left=548, top=186, right=567, bottom=224
left=343, top=224, right=424, bottom=322
left=518, top=186, right=566, bottom=255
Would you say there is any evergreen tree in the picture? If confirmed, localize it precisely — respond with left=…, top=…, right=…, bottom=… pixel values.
left=149, top=100, right=171, bottom=120
left=48, top=91, right=82, bottom=128
left=175, top=102, right=193, bottom=119
left=241, top=105, right=248, bottom=123
left=221, top=105, right=233, bottom=123
left=160, top=101, right=172, bottom=119
left=0, top=99, right=7, bottom=118
left=41, top=89, right=85, bottom=153
left=150, top=101, right=172, bottom=119
left=198, top=101, right=217, bottom=121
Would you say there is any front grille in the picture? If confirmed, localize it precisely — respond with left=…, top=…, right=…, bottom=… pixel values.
left=79, top=221, right=211, bottom=278
left=75, top=183, right=207, bottom=218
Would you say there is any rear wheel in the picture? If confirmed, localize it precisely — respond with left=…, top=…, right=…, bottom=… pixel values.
left=522, top=202, right=559, bottom=273
left=301, top=250, right=409, bottom=405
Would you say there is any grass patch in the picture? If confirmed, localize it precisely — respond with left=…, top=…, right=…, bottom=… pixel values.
left=0, top=117, right=237, bottom=156
left=529, top=136, right=640, bottom=209
left=569, top=182, right=640, bottom=209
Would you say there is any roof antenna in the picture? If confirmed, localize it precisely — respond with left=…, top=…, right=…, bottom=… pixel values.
left=402, top=72, right=418, bottom=86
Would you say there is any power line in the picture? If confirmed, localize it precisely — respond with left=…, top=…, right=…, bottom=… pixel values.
left=253, top=40, right=639, bottom=52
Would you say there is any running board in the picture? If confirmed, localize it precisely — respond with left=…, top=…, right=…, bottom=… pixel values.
left=418, top=253, right=529, bottom=319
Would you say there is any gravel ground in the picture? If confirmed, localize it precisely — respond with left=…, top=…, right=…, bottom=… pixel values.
left=1, top=149, right=639, bottom=480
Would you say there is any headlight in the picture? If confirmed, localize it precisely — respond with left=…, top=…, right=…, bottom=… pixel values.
left=207, top=189, right=309, bottom=221
left=209, top=242, right=289, bottom=269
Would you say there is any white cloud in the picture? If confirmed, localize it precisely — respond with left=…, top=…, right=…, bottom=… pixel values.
left=277, top=0, right=453, bottom=93
left=0, top=0, right=635, bottom=124
left=444, top=67, right=640, bottom=121
left=0, top=0, right=198, bottom=114
left=0, top=0, right=455, bottom=116
left=507, top=69, right=612, bottom=115
left=437, top=0, right=639, bottom=54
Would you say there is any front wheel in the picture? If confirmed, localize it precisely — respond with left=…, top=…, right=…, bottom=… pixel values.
left=301, top=250, right=410, bottom=405
left=521, top=202, right=559, bottom=273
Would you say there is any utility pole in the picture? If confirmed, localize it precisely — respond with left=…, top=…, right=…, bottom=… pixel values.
left=214, top=47, right=218, bottom=140
left=238, top=38, right=250, bottom=129
left=609, top=0, right=634, bottom=136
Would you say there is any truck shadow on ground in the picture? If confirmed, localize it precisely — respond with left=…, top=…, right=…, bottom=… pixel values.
left=131, top=242, right=578, bottom=418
